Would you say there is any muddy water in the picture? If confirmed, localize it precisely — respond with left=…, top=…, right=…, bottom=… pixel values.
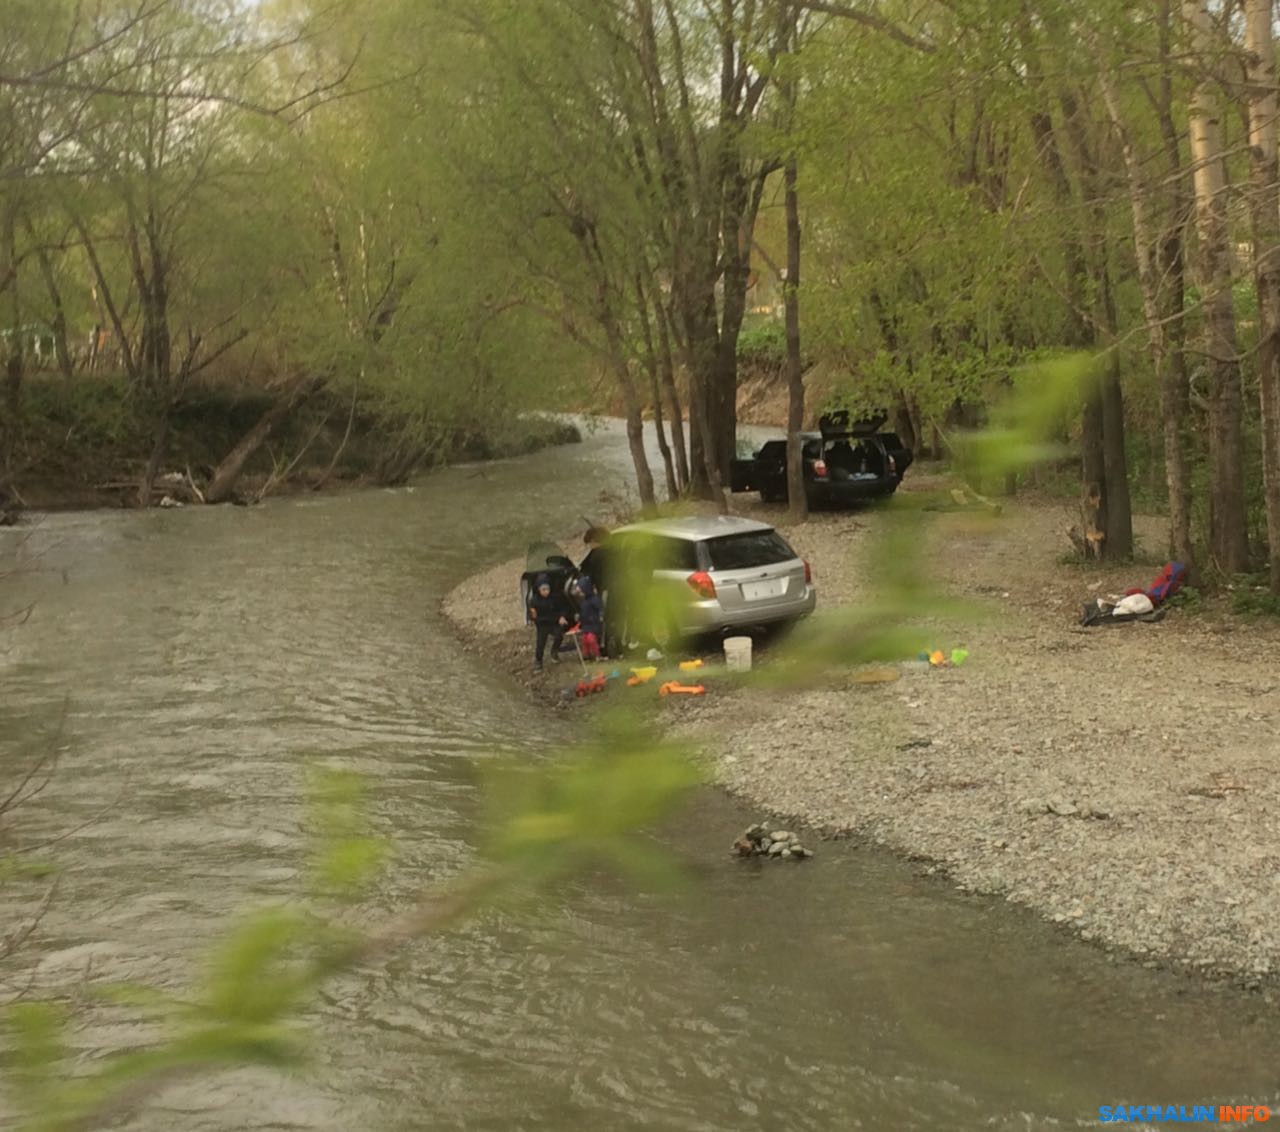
left=3, top=421, right=1278, bottom=1131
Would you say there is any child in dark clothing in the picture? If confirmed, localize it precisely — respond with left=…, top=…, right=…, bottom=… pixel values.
left=571, top=575, right=604, bottom=660
left=528, top=573, right=570, bottom=672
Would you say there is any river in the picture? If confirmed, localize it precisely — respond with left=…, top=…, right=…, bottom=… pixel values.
left=2, top=420, right=1278, bottom=1130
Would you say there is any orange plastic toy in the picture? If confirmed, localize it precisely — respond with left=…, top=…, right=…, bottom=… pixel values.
left=658, top=680, right=707, bottom=697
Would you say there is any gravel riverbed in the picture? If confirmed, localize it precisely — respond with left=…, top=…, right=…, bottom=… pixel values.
left=442, top=483, right=1280, bottom=984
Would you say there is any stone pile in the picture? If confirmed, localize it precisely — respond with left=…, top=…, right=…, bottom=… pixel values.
left=732, top=824, right=813, bottom=861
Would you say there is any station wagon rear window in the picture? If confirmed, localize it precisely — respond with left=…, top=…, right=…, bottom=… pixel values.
left=704, top=530, right=797, bottom=570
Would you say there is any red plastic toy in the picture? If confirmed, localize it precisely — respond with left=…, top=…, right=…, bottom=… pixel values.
left=575, top=674, right=607, bottom=698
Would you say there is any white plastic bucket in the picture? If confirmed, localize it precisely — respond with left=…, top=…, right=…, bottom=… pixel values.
left=724, top=636, right=753, bottom=672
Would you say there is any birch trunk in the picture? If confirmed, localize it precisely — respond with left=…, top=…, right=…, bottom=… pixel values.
left=1244, top=0, right=1280, bottom=592
left=1185, top=0, right=1250, bottom=573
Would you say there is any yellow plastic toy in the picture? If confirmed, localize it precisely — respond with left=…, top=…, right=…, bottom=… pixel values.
left=627, top=666, right=658, bottom=686
left=678, top=658, right=704, bottom=671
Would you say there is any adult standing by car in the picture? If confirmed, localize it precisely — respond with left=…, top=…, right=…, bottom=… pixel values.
left=580, top=525, right=626, bottom=657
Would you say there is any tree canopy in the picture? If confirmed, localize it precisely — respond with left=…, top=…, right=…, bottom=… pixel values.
left=2, top=0, right=1280, bottom=586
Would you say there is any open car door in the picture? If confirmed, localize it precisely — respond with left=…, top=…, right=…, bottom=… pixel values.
left=729, top=457, right=757, bottom=493
left=520, top=540, right=577, bottom=623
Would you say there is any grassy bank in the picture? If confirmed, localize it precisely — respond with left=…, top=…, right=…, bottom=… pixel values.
left=2, top=376, right=581, bottom=511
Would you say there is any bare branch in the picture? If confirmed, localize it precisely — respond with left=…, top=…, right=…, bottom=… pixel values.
left=797, top=0, right=936, bottom=53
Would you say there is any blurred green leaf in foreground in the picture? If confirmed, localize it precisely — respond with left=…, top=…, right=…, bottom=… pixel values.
left=1, top=352, right=1091, bottom=1131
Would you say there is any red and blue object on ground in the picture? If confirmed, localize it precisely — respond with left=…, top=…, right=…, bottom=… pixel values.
left=1126, top=561, right=1188, bottom=605
left=575, top=674, right=607, bottom=698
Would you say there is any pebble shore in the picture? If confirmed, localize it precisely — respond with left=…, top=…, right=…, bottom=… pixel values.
left=442, top=490, right=1280, bottom=985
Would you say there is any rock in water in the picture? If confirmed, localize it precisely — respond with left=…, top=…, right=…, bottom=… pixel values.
left=768, top=841, right=786, bottom=856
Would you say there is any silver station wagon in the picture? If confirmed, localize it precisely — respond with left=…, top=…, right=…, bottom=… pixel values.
left=606, top=515, right=816, bottom=643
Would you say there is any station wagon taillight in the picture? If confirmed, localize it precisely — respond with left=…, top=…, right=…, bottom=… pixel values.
left=687, top=570, right=717, bottom=600
left=812, top=459, right=828, bottom=479
left=804, top=559, right=812, bottom=584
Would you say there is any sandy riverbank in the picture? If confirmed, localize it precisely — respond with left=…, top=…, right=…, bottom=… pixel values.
left=442, top=484, right=1280, bottom=985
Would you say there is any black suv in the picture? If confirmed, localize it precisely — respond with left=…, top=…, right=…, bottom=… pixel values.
left=730, top=411, right=913, bottom=507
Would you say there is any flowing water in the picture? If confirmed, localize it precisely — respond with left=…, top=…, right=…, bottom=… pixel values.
left=3, top=421, right=1279, bottom=1131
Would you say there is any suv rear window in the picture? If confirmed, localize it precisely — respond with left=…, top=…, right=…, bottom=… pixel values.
left=654, top=535, right=699, bottom=571
left=704, top=529, right=797, bottom=570
left=614, top=532, right=699, bottom=572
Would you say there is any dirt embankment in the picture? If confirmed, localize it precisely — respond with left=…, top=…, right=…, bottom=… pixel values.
left=4, top=379, right=581, bottom=512
left=442, top=483, right=1280, bottom=986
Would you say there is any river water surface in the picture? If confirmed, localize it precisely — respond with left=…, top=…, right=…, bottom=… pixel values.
left=3, top=422, right=1279, bottom=1130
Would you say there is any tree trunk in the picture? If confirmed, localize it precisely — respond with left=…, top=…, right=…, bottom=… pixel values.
left=1100, top=356, right=1132, bottom=557
left=1096, top=49, right=1194, bottom=566
left=648, top=368, right=678, bottom=502
left=1098, top=264, right=1133, bottom=559
left=1080, top=389, right=1107, bottom=558
left=1058, top=87, right=1132, bottom=559
left=1, top=212, right=22, bottom=473
left=1245, top=0, right=1280, bottom=593
left=634, top=276, right=679, bottom=500
left=206, top=381, right=319, bottom=504
left=29, top=232, right=74, bottom=380
left=714, top=261, right=747, bottom=481
left=1185, top=0, right=1250, bottom=574
left=893, top=391, right=918, bottom=455
left=693, top=397, right=728, bottom=515
left=681, top=295, right=718, bottom=497
left=687, top=377, right=709, bottom=496
left=783, top=153, right=807, bottom=522
left=625, top=401, right=657, bottom=511
left=574, top=222, right=656, bottom=508
left=1155, top=0, right=1195, bottom=568
left=655, top=299, right=689, bottom=494
left=138, top=410, right=170, bottom=508
left=607, top=321, right=655, bottom=509
left=74, top=216, right=138, bottom=382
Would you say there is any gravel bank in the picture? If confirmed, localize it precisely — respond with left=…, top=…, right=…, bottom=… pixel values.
left=442, top=486, right=1280, bottom=982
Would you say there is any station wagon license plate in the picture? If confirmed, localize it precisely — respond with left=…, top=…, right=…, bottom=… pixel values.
left=742, top=579, right=786, bottom=601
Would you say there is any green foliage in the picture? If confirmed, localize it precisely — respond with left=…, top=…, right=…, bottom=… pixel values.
left=1229, top=582, right=1280, bottom=618
left=957, top=352, right=1092, bottom=483
left=483, top=716, right=701, bottom=895
left=21, top=378, right=139, bottom=451
left=767, top=510, right=960, bottom=686
left=1166, top=585, right=1205, bottom=615
left=737, top=320, right=788, bottom=372
left=307, top=768, right=386, bottom=899
left=3, top=728, right=702, bottom=1132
